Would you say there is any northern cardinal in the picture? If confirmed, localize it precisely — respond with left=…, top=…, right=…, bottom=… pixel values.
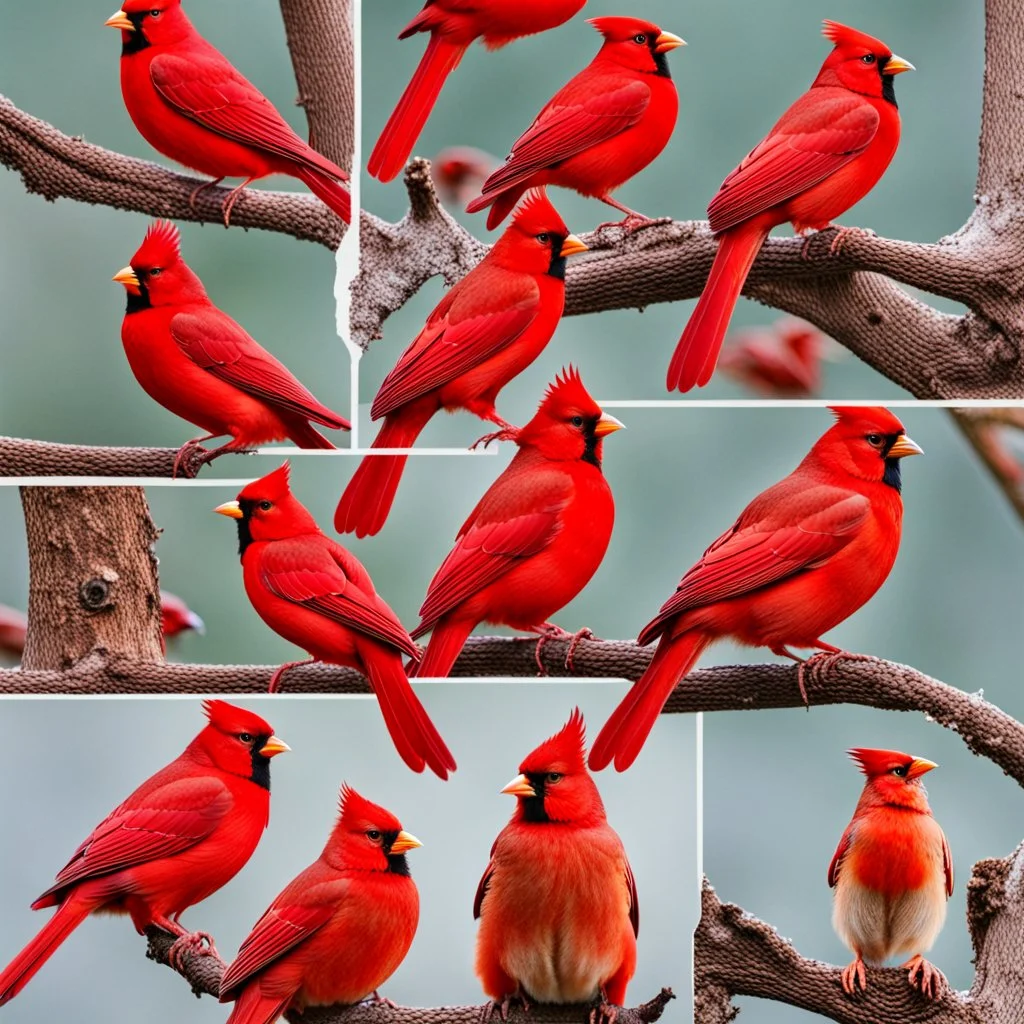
left=435, top=146, right=500, bottom=208
left=466, top=17, right=684, bottom=230
left=667, top=21, right=913, bottom=391
left=161, top=591, right=205, bottom=640
left=368, top=0, right=588, bottom=183
left=719, top=319, right=826, bottom=398
left=830, top=748, right=952, bottom=1000
left=106, top=0, right=350, bottom=224
left=413, top=368, right=622, bottom=678
left=215, top=464, right=456, bottom=780
left=335, top=190, right=586, bottom=538
left=115, top=221, right=349, bottom=473
left=475, top=710, right=637, bottom=1017
left=0, top=700, right=288, bottom=1006
left=0, top=605, right=27, bottom=659
left=220, top=785, right=420, bottom=1024
left=590, top=407, right=923, bottom=773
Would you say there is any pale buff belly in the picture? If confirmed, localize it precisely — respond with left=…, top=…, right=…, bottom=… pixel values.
left=833, top=875, right=947, bottom=964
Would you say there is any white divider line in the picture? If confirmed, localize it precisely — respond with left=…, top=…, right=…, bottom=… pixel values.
left=599, top=398, right=1024, bottom=409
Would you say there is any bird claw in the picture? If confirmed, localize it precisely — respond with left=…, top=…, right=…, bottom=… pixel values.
left=828, top=225, right=875, bottom=257
left=589, top=1002, right=619, bottom=1024
left=371, top=991, right=398, bottom=1008
left=595, top=212, right=664, bottom=234
left=268, top=657, right=316, bottom=694
left=532, top=624, right=598, bottom=675
left=840, top=957, right=867, bottom=996
left=903, top=955, right=947, bottom=1001
left=166, top=930, right=220, bottom=974
left=188, top=176, right=225, bottom=211
left=471, top=428, right=519, bottom=450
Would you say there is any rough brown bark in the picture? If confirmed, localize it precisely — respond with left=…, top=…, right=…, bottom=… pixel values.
left=0, top=437, right=227, bottom=478
left=18, top=487, right=163, bottom=671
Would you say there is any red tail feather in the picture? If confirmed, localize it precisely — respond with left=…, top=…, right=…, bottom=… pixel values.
left=667, top=223, right=770, bottom=392
left=283, top=417, right=339, bottom=450
left=369, top=36, right=467, bottom=183
left=413, top=617, right=475, bottom=679
left=588, top=631, right=709, bottom=772
left=296, top=166, right=351, bottom=224
left=224, top=983, right=291, bottom=1024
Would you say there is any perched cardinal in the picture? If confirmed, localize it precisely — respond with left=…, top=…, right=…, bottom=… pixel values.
left=475, top=710, right=637, bottom=1017
left=0, top=700, right=288, bottom=1006
left=220, top=785, right=420, bottom=1024
left=161, top=591, right=205, bottom=641
left=368, top=0, right=587, bottom=183
left=435, top=146, right=500, bottom=208
left=115, top=221, right=349, bottom=473
left=466, top=17, right=684, bottom=230
left=590, top=408, right=923, bottom=773
left=0, top=605, right=27, bottom=659
left=830, top=748, right=952, bottom=1000
left=215, top=464, right=455, bottom=780
left=106, top=0, right=350, bottom=224
left=667, top=21, right=913, bottom=391
left=413, top=369, right=622, bottom=678
left=719, top=319, right=826, bottom=398
left=335, top=190, right=586, bottom=538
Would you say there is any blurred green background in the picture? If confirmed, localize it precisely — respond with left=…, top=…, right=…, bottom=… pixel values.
left=0, top=1, right=349, bottom=450
left=360, top=0, right=982, bottom=411
left=0, top=690, right=696, bottom=1022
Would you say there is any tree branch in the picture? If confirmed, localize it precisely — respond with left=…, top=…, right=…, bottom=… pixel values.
left=950, top=408, right=1024, bottom=522
left=143, top=928, right=675, bottom=1024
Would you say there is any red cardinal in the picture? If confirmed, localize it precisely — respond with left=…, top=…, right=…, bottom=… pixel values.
left=335, top=190, right=586, bottom=538
left=435, top=146, right=500, bottom=208
left=590, top=408, right=923, bottom=773
left=215, top=464, right=456, bottom=780
left=106, top=0, right=350, bottom=225
left=466, top=17, right=684, bottom=230
left=115, top=221, right=349, bottom=473
left=719, top=319, right=826, bottom=398
left=0, top=700, right=288, bottom=1006
left=368, top=0, right=587, bottom=183
left=0, top=605, right=27, bottom=659
left=830, top=748, right=952, bottom=1000
left=413, top=369, right=622, bottom=678
left=667, top=21, right=913, bottom=391
left=475, top=710, right=637, bottom=1017
left=161, top=591, right=205, bottom=640
left=220, top=785, right=420, bottom=1024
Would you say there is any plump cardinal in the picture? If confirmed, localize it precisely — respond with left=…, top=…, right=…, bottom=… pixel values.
left=220, top=785, right=420, bottom=1024
left=590, top=407, right=923, bottom=773
left=368, top=0, right=587, bottom=183
left=215, top=464, right=456, bottom=780
left=0, top=700, right=288, bottom=1006
left=435, top=146, right=500, bottom=208
left=667, top=21, right=913, bottom=391
left=0, top=605, right=27, bottom=659
left=466, top=17, right=684, bottom=230
left=475, top=710, right=637, bottom=1017
left=335, top=190, right=586, bottom=538
left=106, top=0, right=350, bottom=224
left=115, top=221, right=349, bottom=473
left=161, top=590, right=205, bottom=641
left=413, top=369, right=622, bottom=678
left=719, top=319, right=826, bottom=398
left=830, top=748, right=952, bottom=1000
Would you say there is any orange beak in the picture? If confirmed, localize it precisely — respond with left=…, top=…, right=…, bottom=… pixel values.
left=213, top=500, right=243, bottom=519
left=501, top=774, right=536, bottom=798
left=885, top=55, right=915, bottom=75
left=105, top=10, right=135, bottom=31
left=113, top=265, right=141, bottom=296
left=655, top=31, right=686, bottom=53
left=888, top=434, right=924, bottom=459
left=389, top=831, right=423, bottom=855
left=593, top=413, right=625, bottom=438
left=258, top=735, right=290, bottom=758
left=559, top=234, right=588, bottom=258
left=906, top=757, right=938, bottom=780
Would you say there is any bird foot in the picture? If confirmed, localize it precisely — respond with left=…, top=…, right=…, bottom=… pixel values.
left=595, top=212, right=665, bottom=234
left=471, top=427, right=519, bottom=450
left=220, top=178, right=254, bottom=228
left=828, top=225, right=876, bottom=256
left=903, top=955, right=947, bottom=1001
left=172, top=437, right=216, bottom=479
left=531, top=624, right=598, bottom=675
left=188, top=176, right=225, bottom=211
left=800, top=649, right=881, bottom=704
left=589, top=1001, right=619, bottom=1024
left=480, top=993, right=530, bottom=1023
left=371, top=991, right=398, bottom=1008
left=268, top=657, right=316, bottom=694
left=166, top=930, right=220, bottom=974
left=840, top=957, right=867, bottom=996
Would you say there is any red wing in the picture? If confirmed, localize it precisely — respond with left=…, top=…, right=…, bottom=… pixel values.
left=415, top=508, right=564, bottom=635
left=170, top=312, right=344, bottom=428
left=828, top=822, right=855, bottom=888
left=371, top=305, right=538, bottom=420
left=473, top=838, right=499, bottom=920
left=149, top=53, right=344, bottom=178
left=220, top=898, right=335, bottom=997
left=477, top=80, right=650, bottom=197
left=708, top=93, right=880, bottom=232
left=41, top=777, right=232, bottom=898
left=640, top=490, right=869, bottom=644
left=259, top=540, right=418, bottom=658
left=625, top=857, right=639, bottom=938
left=942, top=830, right=954, bottom=898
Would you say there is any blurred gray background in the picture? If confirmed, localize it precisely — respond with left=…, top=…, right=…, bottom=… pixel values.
left=0, top=1, right=349, bottom=449
left=0, top=689, right=696, bottom=1022
left=360, top=0, right=981, bottom=412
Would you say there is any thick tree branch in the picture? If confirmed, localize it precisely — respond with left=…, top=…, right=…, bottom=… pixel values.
left=143, top=928, right=674, bottom=1024
left=951, top=408, right=1024, bottom=522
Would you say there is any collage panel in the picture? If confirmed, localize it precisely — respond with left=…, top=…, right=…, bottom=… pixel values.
left=0, top=689, right=697, bottom=1022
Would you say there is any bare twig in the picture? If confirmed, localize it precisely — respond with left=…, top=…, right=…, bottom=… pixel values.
left=951, top=408, right=1024, bottom=520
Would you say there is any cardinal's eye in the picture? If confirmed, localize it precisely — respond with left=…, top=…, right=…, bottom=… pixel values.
left=149, top=267, right=162, bottom=277
left=149, top=9, right=162, bottom=17
left=570, top=415, right=584, bottom=428
left=536, top=233, right=550, bottom=244
left=861, top=54, right=876, bottom=64
left=259, top=500, right=272, bottom=511
left=238, top=732, right=252, bottom=743
left=866, top=433, right=884, bottom=448
left=892, top=764, right=908, bottom=776
left=546, top=772, right=563, bottom=784
left=634, top=33, right=647, bottom=44
left=366, top=829, right=382, bottom=842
